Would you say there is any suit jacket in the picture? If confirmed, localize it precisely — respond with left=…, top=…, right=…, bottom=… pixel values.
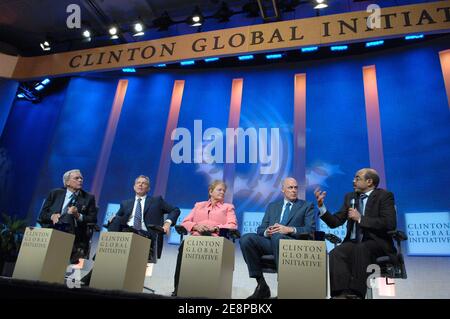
left=181, top=201, right=237, bottom=236
left=257, top=198, right=316, bottom=239
left=320, top=188, right=397, bottom=255
left=39, top=188, right=97, bottom=225
left=113, top=195, right=181, bottom=258
left=38, top=188, right=97, bottom=252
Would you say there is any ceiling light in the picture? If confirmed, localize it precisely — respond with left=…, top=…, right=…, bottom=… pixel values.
left=314, top=0, right=328, bottom=9
left=188, top=6, right=204, bottom=27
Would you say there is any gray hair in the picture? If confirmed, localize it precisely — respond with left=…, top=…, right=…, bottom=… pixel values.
left=135, top=175, right=150, bottom=185
left=63, top=169, right=82, bottom=186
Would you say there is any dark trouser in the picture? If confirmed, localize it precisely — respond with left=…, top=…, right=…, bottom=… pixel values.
left=173, top=240, right=185, bottom=293
left=239, top=233, right=291, bottom=278
left=57, top=214, right=88, bottom=261
left=329, top=239, right=385, bottom=298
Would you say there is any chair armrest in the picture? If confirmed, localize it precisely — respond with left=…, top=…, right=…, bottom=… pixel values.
left=87, top=223, right=100, bottom=232
left=228, top=229, right=241, bottom=240
left=175, top=225, right=188, bottom=235
left=147, top=224, right=165, bottom=234
left=297, top=232, right=313, bottom=240
left=324, top=233, right=342, bottom=245
left=387, top=230, right=408, bottom=241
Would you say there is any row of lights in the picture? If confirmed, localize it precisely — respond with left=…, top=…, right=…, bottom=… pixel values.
left=17, top=78, right=51, bottom=100
left=40, top=1, right=330, bottom=52
left=120, top=33, right=425, bottom=72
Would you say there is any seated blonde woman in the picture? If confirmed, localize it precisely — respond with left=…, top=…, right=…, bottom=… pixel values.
left=172, top=180, right=237, bottom=296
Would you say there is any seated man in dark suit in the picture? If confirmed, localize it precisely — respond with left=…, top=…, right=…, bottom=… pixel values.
left=314, top=168, right=397, bottom=299
left=240, top=177, right=316, bottom=299
left=81, top=175, right=180, bottom=285
left=108, top=175, right=180, bottom=260
left=39, top=169, right=97, bottom=264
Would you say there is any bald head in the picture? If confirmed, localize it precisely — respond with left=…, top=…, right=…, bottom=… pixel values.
left=282, top=177, right=298, bottom=202
left=353, top=168, right=380, bottom=192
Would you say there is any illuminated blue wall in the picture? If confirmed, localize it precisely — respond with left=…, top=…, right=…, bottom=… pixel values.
left=0, top=37, right=448, bottom=255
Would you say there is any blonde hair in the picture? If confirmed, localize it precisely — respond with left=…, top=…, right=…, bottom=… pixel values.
left=208, top=180, right=227, bottom=198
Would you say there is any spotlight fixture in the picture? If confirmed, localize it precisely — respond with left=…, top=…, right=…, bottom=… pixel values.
left=39, top=41, right=51, bottom=51
left=187, top=6, right=204, bottom=27
left=133, top=22, right=145, bottom=36
left=242, top=1, right=260, bottom=17
left=280, top=0, right=301, bottom=13
left=109, top=26, right=118, bottom=39
left=152, top=11, right=174, bottom=31
left=314, top=0, right=328, bottom=9
left=82, top=29, right=91, bottom=39
left=213, top=2, right=234, bottom=22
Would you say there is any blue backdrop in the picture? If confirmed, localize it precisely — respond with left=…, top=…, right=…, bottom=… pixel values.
left=0, top=36, right=448, bottom=255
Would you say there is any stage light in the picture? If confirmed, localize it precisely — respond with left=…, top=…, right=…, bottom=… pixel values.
left=314, top=0, right=328, bottom=9
left=17, top=93, right=25, bottom=98
left=35, top=84, right=45, bottom=91
left=242, top=1, right=260, bottom=17
left=133, top=22, right=144, bottom=36
left=180, top=60, right=195, bottom=66
left=301, top=46, right=318, bottom=53
left=83, top=30, right=91, bottom=38
left=281, top=0, right=301, bottom=13
left=365, top=40, right=384, bottom=47
left=154, top=64, right=167, bottom=67
left=330, top=45, right=348, bottom=51
left=188, top=6, right=204, bottom=27
left=109, top=26, right=119, bottom=39
left=204, top=57, right=220, bottom=62
left=405, top=34, right=424, bottom=40
left=40, top=41, right=51, bottom=51
left=41, top=78, right=51, bottom=85
left=122, top=68, right=136, bottom=73
left=213, top=2, right=234, bottom=22
left=238, top=55, right=254, bottom=61
left=265, top=53, right=283, bottom=59
left=152, top=11, right=174, bottom=31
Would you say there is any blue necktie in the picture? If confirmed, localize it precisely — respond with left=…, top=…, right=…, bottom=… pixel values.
left=280, top=202, right=292, bottom=225
left=62, top=193, right=75, bottom=215
left=133, top=198, right=142, bottom=230
left=356, top=194, right=368, bottom=242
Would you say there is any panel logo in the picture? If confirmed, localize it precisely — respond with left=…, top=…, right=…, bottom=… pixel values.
left=171, top=120, right=280, bottom=174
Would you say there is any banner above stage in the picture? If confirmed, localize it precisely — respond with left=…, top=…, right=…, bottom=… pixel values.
left=7, top=0, right=450, bottom=79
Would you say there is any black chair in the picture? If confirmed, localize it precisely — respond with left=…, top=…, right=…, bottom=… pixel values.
left=103, top=218, right=165, bottom=264
left=366, top=230, right=408, bottom=298
left=324, top=233, right=342, bottom=247
left=36, top=209, right=100, bottom=264
left=174, top=225, right=241, bottom=242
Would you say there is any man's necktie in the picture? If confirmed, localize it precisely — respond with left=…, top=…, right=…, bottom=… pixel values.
left=133, top=198, right=142, bottom=230
left=280, top=202, right=292, bottom=225
left=62, top=193, right=75, bottom=215
left=356, top=194, right=368, bottom=242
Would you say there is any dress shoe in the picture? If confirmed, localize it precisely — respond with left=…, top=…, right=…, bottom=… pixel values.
left=331, top=290, right=362, bottom=299
left=80, top=271, right=92, bottom=286
left=247, top=282, right=271, bottom=299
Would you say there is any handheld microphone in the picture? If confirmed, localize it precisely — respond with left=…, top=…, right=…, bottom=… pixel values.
left=350, top=198, right=355, bottom=209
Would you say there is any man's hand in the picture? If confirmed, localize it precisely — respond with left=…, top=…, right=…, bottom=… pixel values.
left=267, top=223, right=294, bottom=235
left=348, top=208, right=361, bottom=222
left=67, top=206, right=80, bottom=219
left=50, top=213, right=61, bottom=224
left=314, top=188, right=327, bottom=207
left=163, top=222, right=171, bottom=235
